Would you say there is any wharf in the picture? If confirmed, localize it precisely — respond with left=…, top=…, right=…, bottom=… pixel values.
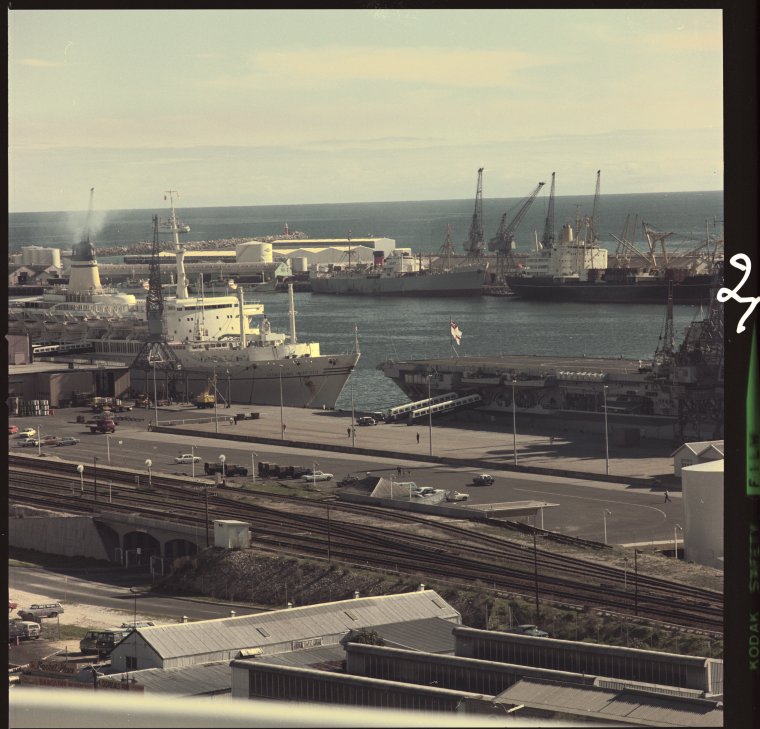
left=152, top=403, right=675, bottom=486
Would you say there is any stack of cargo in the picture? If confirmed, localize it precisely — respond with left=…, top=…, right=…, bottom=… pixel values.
left=8, top=397, right=50, bottom=417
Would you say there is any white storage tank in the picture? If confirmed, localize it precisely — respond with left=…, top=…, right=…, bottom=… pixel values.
left=291, top=256, right=308, bottom=273
left=236, top=242, right=273, bottom=264
left=681, top=459, right=723, bottom=569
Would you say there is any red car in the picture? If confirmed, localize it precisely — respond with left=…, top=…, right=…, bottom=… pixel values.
left=9, top=600, right=18, bottom=612
left=8, top=425, right=19, bottom=435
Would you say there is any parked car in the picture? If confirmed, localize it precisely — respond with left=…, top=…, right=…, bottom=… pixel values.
left=9, top=619, right=41, bottom=641
left=416, top=487, right=436, bottom=497
left=15, top=428, right=36, bottom=438
left=8, top=425, right=19, bottom=435
left=472, top=474, right=495, bottom=486
left=40, top=435, right=59, bottom=446
left=302, top=471, right=334, bottom=482
left=120, top=621, right=155, bottom=629
left=446, top=490, right=469, bottom=502
left=174, top=453, right=201, bottom=464
left=357, top=416, right=377, bottom=426
left=506, top=624, right=549, bottom=637
left=95, top=628, right=131, bottom=656
left=56, top=437, right=81, bottom=447
left=18, top=602, right=64, bottom=620
left=17, top=438, right=39, bottom=448
left=9, top=600, right=18, bottom=612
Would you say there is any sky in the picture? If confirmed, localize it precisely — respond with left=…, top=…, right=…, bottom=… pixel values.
left=8, top=8, right=724, bottom=213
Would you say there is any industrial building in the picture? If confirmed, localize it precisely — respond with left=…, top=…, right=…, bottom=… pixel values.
left=109, top=590, right=461, bottom=673
left=671, top=441, right=725, bottom=478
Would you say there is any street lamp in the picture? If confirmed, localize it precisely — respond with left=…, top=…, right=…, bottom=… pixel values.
left=251, top=452, right=257, bottom=485
left=226, top=369, right=231, bottom=408
left=623, top=556, right=629, bottom=590
left=602, top=384, right=610, bottom=476
left=191, top=444, right=196, bottom=479
left=213, top=368, right=219, bottom=434
left=511, top=379, right=518, bottom=466
left=278, top=365, right=285, bottom=439
left=106, top=435, right=111, bottom=465
left=145, top=459, right=152, bottom=488
left=93, top=456, right=99, bottom=502
left=76, top=464, right=84, bottom=495
left=152, top=361, right=159, bottom=427
left=219, top=454, right=226, bottom=481
left=427, top=372, right=433, bottom=457
left=37, top=423, right=42, bottom=457
left=350, top=372, right=356, bottom=449
left=674, top=524, right=683, bottom=560
left=603, top=509, right=612, bottom=545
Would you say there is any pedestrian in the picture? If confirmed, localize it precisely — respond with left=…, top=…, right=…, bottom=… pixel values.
left=347, top=427, right=351, bottom=437
left=549, top=436, right=554, bottom=446
left=664, top=489, right=671, bottom=503
left=397, top=465, right=402, bottom=476
left=416, top=432, right=420, bottom=444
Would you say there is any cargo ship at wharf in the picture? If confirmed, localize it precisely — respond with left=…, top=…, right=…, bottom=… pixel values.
left=378, top=282, right=724, bottom=443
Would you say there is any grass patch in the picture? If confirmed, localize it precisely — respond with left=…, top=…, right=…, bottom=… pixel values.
left=40, top=622, right=89, bottom=642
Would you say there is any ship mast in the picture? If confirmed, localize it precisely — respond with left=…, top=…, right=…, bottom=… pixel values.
left=165, top=190, right=190, bottom=299
left=464, top=167, right=485, bottom=257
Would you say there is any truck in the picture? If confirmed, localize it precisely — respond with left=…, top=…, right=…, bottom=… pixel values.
left=257, top=462, right=311, bottom=480
left=87, top=419, right=116, bottom=434
left=204, top=462, right=248, bottom=477
left=472, top=474, right=494, bottom=487
left=194, top=392, right=216, bottom=409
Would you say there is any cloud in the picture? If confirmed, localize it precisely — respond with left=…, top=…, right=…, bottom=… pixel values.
left=205, top=46, right=543, bottom=89
left=18, top=57, right=65, bottom=68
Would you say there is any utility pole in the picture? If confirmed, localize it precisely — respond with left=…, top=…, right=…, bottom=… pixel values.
left=533, top=531, right=540, bottom=624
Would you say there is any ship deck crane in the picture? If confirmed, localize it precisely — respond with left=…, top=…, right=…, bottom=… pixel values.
left=463, top=167, right=485, bottom=257
left=487, top=181, right=545, bottom=282
left=541, top=172, right=556, bottom=249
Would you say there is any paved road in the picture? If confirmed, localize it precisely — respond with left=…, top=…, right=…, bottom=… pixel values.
left=10, top=406, right=683, bottom=546
left=8, top=566, right=266, bottom=622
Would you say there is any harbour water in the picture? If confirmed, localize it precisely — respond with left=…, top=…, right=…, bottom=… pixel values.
left=9, top=191, right=722, bottom=411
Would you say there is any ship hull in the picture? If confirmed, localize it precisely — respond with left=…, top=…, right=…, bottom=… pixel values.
left=505, top=275, right=714, bottom=304
left=131, top=351, right=359, bottom=409
left=311, top=267, right=487, bottom=297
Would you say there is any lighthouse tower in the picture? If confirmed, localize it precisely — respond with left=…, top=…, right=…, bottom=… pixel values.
left=67, top=188, right=103, bottom=295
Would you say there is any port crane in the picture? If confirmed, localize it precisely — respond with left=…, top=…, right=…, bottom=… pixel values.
left=463, top=167, right=485, bottom=257
left=487, top=181, right=545, bottom=282
left=540, top=172, right=556, bottom=249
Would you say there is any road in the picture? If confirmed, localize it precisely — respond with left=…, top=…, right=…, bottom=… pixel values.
left=8, top=566, right=266, bottom=622
left=9, top=407, right=683, bottom=546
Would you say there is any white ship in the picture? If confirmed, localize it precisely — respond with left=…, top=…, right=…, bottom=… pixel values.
left=311, top=248, right=487, bottom=297
left=9, top=192, right=360, bottom=408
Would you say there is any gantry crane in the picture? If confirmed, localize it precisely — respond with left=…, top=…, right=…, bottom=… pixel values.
left=487, top=181, right=545, bottom=282
left=463, top=167, right=485, bottom=257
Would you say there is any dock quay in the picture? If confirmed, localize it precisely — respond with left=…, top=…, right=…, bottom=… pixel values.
left=152, top=403, right=675, bottom=487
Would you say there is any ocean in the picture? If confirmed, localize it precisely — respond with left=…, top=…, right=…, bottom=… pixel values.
left=8, top=191, right=723, bottom=411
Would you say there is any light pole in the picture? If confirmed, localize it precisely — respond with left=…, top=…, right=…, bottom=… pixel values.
left=213, top=368, right=219, bottom=434
left=152, top=361, right=159, bottom=427
left=251, top=452, right=257, bottom=485
left=603, top=509, right=612, bottom=545
left=106, top=435, right=111, bottom=465
left=674, top=524, right=683, bottom=559
left=76, top=464, right=84, bottom=495
left=623, top=556, right=629, bottom=590
left=191, top=444, right=196, bottom=479
left=37, top=423, right=42, bottom=457
left=532, top=531, right=540, bottom=624
left=427, top=372, right=433, bottom=457
left=226, top=369, right=231, bottom=408
left=634, top=549, right=639, bottom=616
left=145, top=459, right=152, bottom=488
left=350, top=373, right=356, bottom=449
left=219, top=454, right=226, bottom=482
left=602, top=384, right=609, bottom=476
left=511, top=379, right=518, bottom=466
left=278, top=365, right=285, bottom=439
left=93, top=456, right=99, bottom=502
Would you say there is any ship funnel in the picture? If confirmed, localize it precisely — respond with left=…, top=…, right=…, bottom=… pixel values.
left=68, top=187, right=103, bottom=294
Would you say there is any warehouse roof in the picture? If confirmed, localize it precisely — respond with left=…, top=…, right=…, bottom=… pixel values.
left=132, top=591, right=459, bottom=661
left=495, top=678, right=724, bottom=727
left=104, top=662, right=231, bottom=696
left=369, top=617, right=458, bottom=654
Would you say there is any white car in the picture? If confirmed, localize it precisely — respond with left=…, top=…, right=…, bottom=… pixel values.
left=17, top=438, right=39, bottom=448
left=302, top=471, right=334, bottom=482
left=174, top=454, right=201, bottom=464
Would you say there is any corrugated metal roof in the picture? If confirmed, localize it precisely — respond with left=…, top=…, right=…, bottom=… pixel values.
left=131, top=591, right=459, bottom=661
left=497, top=679, right=723, bottom=727
left=104, top=662, right=231, bottom=696
left=253, top=644, right=346, bottom=670
left=368, top=617, right=457, bottom=654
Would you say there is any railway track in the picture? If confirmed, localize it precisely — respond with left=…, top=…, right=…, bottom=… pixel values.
left=9, top=456, right=723, bottom=633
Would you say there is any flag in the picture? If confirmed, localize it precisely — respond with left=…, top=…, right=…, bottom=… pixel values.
left=450, top=319, right=462, bottom=345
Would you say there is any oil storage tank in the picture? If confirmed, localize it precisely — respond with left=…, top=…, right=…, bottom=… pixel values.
left=236, top=242, right=273, bottom=264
